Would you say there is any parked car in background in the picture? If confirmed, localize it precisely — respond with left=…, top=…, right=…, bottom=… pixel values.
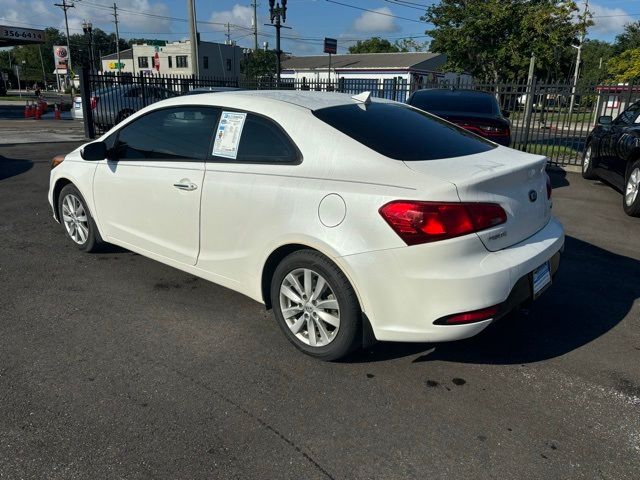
left=582, top=101, right=640, bottom=216
left=71, top=95, right=83, bottom=120
left=407, top=89, right=512, bottom=146
left=48, top=91, right=563, bottom=361
left=184, top=86, right=242, bottom=95
left=90, top=85, right=177, bottom=129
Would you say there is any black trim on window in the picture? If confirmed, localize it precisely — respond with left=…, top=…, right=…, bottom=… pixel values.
left=208, top=108, right=302, bottom=165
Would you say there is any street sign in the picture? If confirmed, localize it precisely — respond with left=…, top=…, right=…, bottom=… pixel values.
left=53, top=45, right=69, bottom=71
left=324, top=37, right=337, bottom=55
left=0, top=25, right=45, bottom=46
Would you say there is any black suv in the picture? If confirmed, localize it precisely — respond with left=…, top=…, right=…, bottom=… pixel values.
left=583, top=101, right=640, bottom=217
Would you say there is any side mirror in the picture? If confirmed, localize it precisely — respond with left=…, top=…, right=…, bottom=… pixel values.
left=598, top=115, right=613, bottom=125
left=80, top=141, right=107, bottom=161
left=501, top=109, right=511, bottom=118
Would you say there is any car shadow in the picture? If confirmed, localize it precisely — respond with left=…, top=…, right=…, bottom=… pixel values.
left=0, top=155, right=33, bottom=181
left=548, top=168, right=570, bottom=189
left=344, top=235, right=637, bottom=364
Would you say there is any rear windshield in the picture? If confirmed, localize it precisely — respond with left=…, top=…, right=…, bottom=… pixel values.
left=313, top=102, right=496, bottom=161
left=410, top=92, right=496, bottom=114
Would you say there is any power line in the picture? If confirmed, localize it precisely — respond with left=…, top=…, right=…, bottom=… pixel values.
left=382, top=0, right=427, bottom=12
left=323, top=0, right=427, bottom=23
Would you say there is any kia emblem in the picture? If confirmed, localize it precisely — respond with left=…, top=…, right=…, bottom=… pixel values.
left=528, top=190, right=538, bottom=202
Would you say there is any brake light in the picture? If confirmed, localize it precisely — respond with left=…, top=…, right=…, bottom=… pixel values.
left=90, top=96, right=98, bottom=110
left=456, top=124, right=510, bottom=137
left=545, top=172, right=552, bottom=199
left=434, top=305, right=500, bottom=325
left=379, top=201, right=507, bottom=245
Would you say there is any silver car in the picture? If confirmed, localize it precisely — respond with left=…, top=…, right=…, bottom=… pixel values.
left=91, top=85, right=177, bottom=129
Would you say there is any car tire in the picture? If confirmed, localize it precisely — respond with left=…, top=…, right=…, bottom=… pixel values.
left=270, top=250, right=361, bottom=361
left=623, top=160, right=640, bottom=217
left=581, top=143, right=597, bottom=180
left=58, top=184, right=103, bottom=252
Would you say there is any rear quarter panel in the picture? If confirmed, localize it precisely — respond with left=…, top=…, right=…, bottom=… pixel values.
left=195, top=102, right=460, bottom=303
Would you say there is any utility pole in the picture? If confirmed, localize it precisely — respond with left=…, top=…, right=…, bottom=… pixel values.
left=54, top=0, right=74, bottom=90
left=38, top=45, right=47, bottom=88
left=252, top=0, right=258, bottom=51
left=187, top=0, right=199, bottom=76
left=113, top=3, right=122, bottom=73
left=266, top=0, right=290, bottom=86
left=225, top=23, right=231, bottom=45
left=569, top=0, right=590, bottom=117
left=522, top=54, right=536, bottom=149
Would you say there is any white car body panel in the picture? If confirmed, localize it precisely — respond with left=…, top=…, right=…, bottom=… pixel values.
left=49, top=90, right=565, bottom=343
left=93, top=160, right=205, bottom=265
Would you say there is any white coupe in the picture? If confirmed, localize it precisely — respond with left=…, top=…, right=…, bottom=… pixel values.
left=48, top=90, right=564, bottom=360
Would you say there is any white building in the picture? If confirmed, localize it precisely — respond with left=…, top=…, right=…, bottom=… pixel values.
left=280, top=52, right=473, bottom=102
left=101, top=40, right=242, bottom=79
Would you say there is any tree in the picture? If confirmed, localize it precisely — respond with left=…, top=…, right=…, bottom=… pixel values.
left=393, top=38, right=429, bottom=52
left=423, top=0, right=586, bottom=81
left=614, top=21, right=640, bottom=55
left=241, top=49, right=277, bottom=78
left=579, top=40, right=614, bottom=85
left=608, top=49, right=640, bottom=82
left=348, top=37, right=400, bottom=54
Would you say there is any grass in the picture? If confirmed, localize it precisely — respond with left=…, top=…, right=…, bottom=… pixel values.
left=525, top=144, right=581, bottom=158
left=510, top=109, right=593, bottom=125
left=0, top=95, right=34, bottom=101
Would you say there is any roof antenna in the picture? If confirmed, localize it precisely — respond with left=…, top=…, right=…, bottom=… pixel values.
left=351, top=91, right=372, bottom=106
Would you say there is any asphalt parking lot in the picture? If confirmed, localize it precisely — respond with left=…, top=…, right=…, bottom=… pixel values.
left=1, top=141, right=639, bottom=479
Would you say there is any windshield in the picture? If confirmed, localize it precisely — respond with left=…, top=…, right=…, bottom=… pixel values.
left=313, top=102, right=496, bottom=161
left=410, top=92, right=496, bottom=115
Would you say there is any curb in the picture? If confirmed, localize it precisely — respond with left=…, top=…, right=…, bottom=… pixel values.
left=547, top=164, right=581, bottom=174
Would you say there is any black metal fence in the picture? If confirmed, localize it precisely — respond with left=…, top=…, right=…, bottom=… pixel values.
left=79, top=69, right=640, bottom=168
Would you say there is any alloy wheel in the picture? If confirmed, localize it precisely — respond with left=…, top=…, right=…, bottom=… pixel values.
left=61, top=194, right=89, bottom=245
left=626, top=168, right=640, bottom=207
left=279, top=268, right=340, bottom=347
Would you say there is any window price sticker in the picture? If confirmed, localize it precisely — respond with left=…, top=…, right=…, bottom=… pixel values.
left=213, top=111, right=247, bottom=159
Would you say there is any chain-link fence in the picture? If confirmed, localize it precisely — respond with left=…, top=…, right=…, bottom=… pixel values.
left=79, top=68, right=640, bottom=168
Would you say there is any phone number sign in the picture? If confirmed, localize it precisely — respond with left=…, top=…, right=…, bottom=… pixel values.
left=0, top=26, right=46, bottom=45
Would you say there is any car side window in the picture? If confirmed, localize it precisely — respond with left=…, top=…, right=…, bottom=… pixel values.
left=115, top=106, right=219, bottom=161
left=223, top=113, right=298, bottom=163
left=124, top=87, right=141, bottom=98
left=614, top=104, right=640, bottom=126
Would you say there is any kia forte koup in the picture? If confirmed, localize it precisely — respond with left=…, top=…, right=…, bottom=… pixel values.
left=49, top=90, right=564, bottom=360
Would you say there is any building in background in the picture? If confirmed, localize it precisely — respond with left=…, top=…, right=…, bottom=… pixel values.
left=100, top=40, right=242, bottom=80
left=280, top=52, right=473, bottom=102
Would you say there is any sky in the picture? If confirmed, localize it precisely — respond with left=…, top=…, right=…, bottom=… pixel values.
left=1, top=0, right=639, bottom=56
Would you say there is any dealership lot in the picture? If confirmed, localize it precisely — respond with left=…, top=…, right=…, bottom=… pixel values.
left=1, top=141, right=639, bottom=478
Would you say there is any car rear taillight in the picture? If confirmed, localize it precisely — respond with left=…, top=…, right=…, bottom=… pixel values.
left=457, top=124, right=510, bottom=138
left=379, top=201, right=507, bottom=246
left=434, top=305, right=500, bottom=325
left=90, top=96, right=98, bottom=110
left=545, top=172, right=552, bottom=199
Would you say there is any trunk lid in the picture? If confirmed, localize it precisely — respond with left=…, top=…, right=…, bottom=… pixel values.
left=404, top=147, right=551, bottom=251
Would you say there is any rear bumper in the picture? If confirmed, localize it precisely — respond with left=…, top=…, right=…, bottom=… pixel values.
left=337, top=217, right=564, bottom=342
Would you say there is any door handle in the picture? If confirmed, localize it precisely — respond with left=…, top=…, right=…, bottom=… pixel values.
left=173, top=181, right=198, bottom=191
